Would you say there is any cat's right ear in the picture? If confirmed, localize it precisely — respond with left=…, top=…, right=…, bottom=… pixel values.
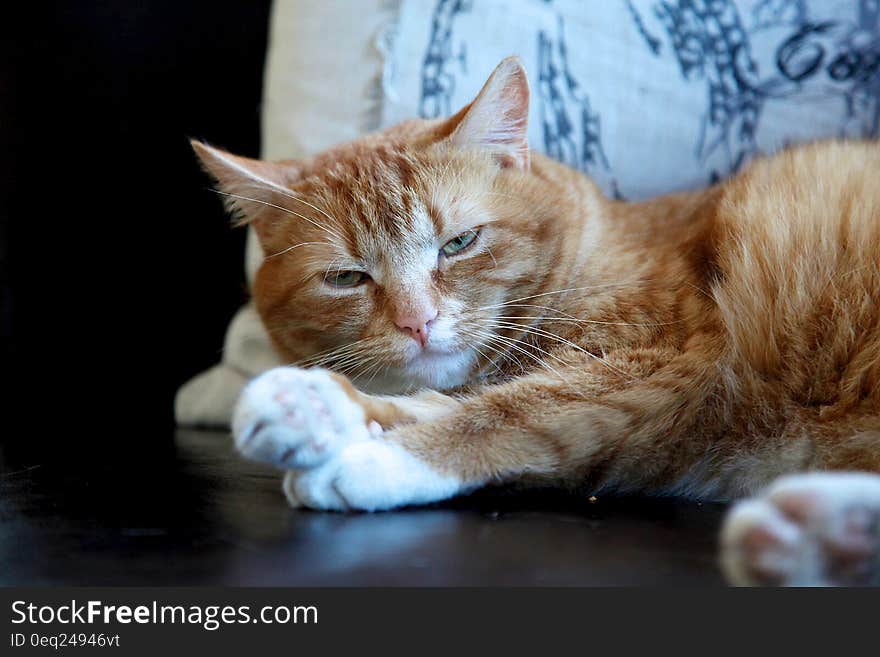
left=190, top=140, right=298, bottom=227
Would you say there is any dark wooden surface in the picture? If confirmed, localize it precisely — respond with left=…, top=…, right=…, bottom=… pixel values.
left=0, top=429, right=728, bottom=586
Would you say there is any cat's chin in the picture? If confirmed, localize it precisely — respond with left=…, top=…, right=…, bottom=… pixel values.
left=354, top=349, right=477, bottom=395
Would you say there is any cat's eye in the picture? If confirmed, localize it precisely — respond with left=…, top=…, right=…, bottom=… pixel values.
left=441, top=229, right=480, bottom=257
left=324, top=270, right=369, bottom=288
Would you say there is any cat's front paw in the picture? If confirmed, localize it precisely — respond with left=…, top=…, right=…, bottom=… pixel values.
left=232, top=367, right=372, bottom=470
left=233, top=367, right=463, bottom=511
left=282, top=439, right=464, bottom=512
left=720, top=472, right=880, bottom=586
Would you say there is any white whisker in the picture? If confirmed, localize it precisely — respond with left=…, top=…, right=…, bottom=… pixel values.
left=484, top=319, right=631, bottom=379
left=477, top=283, right=633, bottom=312
left=469, top=325, right=567, bottom=379
left=211, top=189, right=345, bottom=244
left=495, top=309, right=684, bottom=328
left=265, top=242, right=324, bottom=259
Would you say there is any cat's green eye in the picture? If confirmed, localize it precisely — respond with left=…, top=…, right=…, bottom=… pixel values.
left=441, top=229, right=480, bottom=257
left=325, top=270, right=368, bottom=288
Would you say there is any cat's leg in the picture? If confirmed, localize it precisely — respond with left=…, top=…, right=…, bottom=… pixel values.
left=240, top=344, right=721, bottom=511
left=721, top=471, right=880, bottom=586
left=323, top=370, right=463, bottom=428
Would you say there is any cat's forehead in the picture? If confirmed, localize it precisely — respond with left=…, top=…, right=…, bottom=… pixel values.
left=351, top=186, right=440, bottom=264
left=288, top=143, right=493, bottom=272
left=307, top=148, right=450, bottom=245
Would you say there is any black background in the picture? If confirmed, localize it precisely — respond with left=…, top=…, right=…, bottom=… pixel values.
left=1, top=2, right=272, bottom=449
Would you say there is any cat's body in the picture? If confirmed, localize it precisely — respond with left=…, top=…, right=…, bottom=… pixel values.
left=195, top=59, right=880, bottom=585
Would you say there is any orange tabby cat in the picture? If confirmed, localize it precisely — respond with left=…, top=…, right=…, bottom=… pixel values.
left=193, top=58, right=880, bottom=586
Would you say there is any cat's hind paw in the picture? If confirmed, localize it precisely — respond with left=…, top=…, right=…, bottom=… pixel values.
left=720, top=472, right=880, bottom=586
left=232, top=367, right=372, bottom=470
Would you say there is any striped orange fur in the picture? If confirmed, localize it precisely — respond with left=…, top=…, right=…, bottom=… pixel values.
left=194, top=57, right=880, bottom=501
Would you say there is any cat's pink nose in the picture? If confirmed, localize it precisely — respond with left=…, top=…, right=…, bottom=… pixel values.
left=395, top=307, right=438, bottom=347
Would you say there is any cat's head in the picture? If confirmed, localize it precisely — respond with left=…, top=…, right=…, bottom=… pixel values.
left=193, top=57, right=571, bottom=393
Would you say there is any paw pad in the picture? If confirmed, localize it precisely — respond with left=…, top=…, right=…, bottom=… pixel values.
left=721, top=473, right=880, bottom=586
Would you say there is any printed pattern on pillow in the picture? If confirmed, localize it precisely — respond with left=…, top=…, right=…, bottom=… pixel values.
left=383, top=0, right=880, bottom=199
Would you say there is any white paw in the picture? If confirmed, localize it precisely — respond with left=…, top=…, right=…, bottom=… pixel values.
left=233, top=366, right=463, bottom=512
left=232, top=367, right=371, bottom=470
left=720, top=472, right=880, bottom=586
left=282, top=439, right=464, bottom=512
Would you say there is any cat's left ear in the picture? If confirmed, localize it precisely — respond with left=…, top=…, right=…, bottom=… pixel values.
left=446, top=56, right=530, bottom=170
